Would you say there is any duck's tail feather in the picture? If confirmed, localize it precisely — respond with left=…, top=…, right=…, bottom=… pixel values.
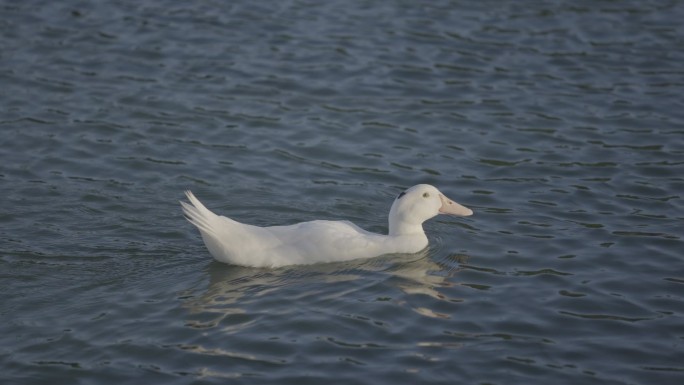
left=181, top=191, right=219, bottom=238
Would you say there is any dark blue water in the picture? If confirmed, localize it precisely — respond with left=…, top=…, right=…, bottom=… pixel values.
left=2, top=1, right=683, bottom=384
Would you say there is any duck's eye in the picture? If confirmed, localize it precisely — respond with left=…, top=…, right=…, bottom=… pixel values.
left=422, top=192, right=430, bottom=198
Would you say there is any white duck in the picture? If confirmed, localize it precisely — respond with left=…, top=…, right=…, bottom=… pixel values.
left=181, top=184, right=472, bottom=267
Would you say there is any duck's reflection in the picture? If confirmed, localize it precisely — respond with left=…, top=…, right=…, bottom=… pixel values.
left=391, top=251, right=469, bottom=299
left=183, top=249, right=471, bottom=326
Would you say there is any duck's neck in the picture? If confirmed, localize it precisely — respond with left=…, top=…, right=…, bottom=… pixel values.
left=388, top=221, right=426, bottom=237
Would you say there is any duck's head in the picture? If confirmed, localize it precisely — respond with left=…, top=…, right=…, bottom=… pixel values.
left=388, top=184, right=472, bottom=236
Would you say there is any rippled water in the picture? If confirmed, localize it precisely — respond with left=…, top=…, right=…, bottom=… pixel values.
left=2, top=1, right=683, bottom=384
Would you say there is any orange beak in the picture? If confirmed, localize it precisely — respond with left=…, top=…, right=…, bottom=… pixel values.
left=438, top=194, right=473, bottom=216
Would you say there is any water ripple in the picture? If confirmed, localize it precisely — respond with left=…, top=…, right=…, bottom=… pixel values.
left=2, top=0, right=683, bottom=384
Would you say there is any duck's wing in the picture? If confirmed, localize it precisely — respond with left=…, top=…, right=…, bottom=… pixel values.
left=265, top=220, right=392, bottom=264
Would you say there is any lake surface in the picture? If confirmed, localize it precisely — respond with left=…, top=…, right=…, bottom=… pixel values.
left=2, top=0, right=683, bottom=384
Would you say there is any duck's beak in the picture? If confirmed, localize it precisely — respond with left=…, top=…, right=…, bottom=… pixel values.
left=439, top=194, right=473, bottom=216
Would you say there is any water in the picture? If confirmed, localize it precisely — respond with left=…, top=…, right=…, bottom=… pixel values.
left=1, top=0, right=683, bottom=384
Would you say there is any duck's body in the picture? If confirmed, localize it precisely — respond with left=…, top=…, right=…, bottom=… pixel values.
left=181, top=184, right=472, bottom=267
